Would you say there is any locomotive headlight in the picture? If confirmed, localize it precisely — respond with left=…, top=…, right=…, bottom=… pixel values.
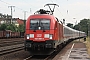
left=26, top=34, right=34, bottom=39
left=44, top=34, right=49, bottom=38
left=30, top=34, right=34, bottom=38
left=44, top=34, right=53, bottom=39
left=27, top=35, right=30, bottom=39
left=49, top=34, right=53, bottom=39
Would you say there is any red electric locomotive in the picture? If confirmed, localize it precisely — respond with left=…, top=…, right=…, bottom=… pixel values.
left=24, top=4, right=86, bottom=55
left=25, top=4, right=64, bottom=55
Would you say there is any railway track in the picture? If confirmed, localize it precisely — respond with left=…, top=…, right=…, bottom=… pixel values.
left=23, top=51, right=58, bottom=60
left=0, top=39, right=90, bottom=60
left=24, top=45, right=66, bottom=60
left=0, top=46, right=24, bottom=55
left=0, top=38, right=24, bottom=42
left=0, top=38, right=24, bottom=56
left=23, top=49, right=64, bottom=60
left=0, top=43, right=24, bottom=56
left=24, top=55, right=50, bottom=60
left=0, top=41, right=24, bottom=47
left=0, top=38, right=24, bottom=46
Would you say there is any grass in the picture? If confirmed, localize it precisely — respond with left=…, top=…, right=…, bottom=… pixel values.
left=85, top=37, right=90, bottom=57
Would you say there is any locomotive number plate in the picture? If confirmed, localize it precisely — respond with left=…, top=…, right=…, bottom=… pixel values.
left=37, top=34, right=42, bottom=37
left=35, top=38, right=44, bottom=40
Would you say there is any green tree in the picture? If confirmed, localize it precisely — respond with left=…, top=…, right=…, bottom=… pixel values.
left=0, top=23, right=25, bottom=32
left=6, top=23, right=17, bottom=32
left=66, top=23, right=73, bottom=28
left=73, top=19, right=90, bottom=35
left=73, top=24, right=79, bottom=30
left=0, top=24, right=7, bottom=31
left=17, top=24, right=25, bottom=32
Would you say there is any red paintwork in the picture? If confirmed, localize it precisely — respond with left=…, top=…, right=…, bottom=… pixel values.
left=25, top=14, right=63, bottom=42
left=17, top=19, right=24, bottom=25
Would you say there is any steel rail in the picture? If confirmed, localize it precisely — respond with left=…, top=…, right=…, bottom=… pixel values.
left=0, top=46, right=24, bottom=55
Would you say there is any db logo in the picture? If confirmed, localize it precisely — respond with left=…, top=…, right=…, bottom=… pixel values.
left=37, top=34, right=42, bottom=37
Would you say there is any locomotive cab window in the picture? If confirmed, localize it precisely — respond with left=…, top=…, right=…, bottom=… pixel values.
left=30, top=19, right=50, bottom=30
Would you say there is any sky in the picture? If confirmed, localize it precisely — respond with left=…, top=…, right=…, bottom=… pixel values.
left=0, top=0, right=90, bottom=25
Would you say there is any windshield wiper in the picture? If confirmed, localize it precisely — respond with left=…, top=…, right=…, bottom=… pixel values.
left=33, top=22, right=38, bottom=32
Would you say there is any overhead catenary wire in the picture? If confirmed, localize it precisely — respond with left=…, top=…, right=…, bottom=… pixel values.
left=54, top=0, right=90, bottom=20
left=0, top=0, right=11, bottom=5
left=55, top=0, right=69, bottom=16
left=50, top=0, right=65, bottom=18
left=0, top=0, right=30, bottom=20
left=0, top=0, right=27, bottom=12
left=51, top=0, right=75, bottom=25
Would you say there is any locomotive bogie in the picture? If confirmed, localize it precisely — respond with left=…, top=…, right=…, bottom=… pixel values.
left=25, top=39, right=62, bottom=55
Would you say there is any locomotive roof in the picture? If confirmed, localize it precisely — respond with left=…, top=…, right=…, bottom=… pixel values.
left=28, top=14, right=57, bottom=20
left=30, top=14, right=54, bottom=17
left=63, top=25, right=85, bottom=33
